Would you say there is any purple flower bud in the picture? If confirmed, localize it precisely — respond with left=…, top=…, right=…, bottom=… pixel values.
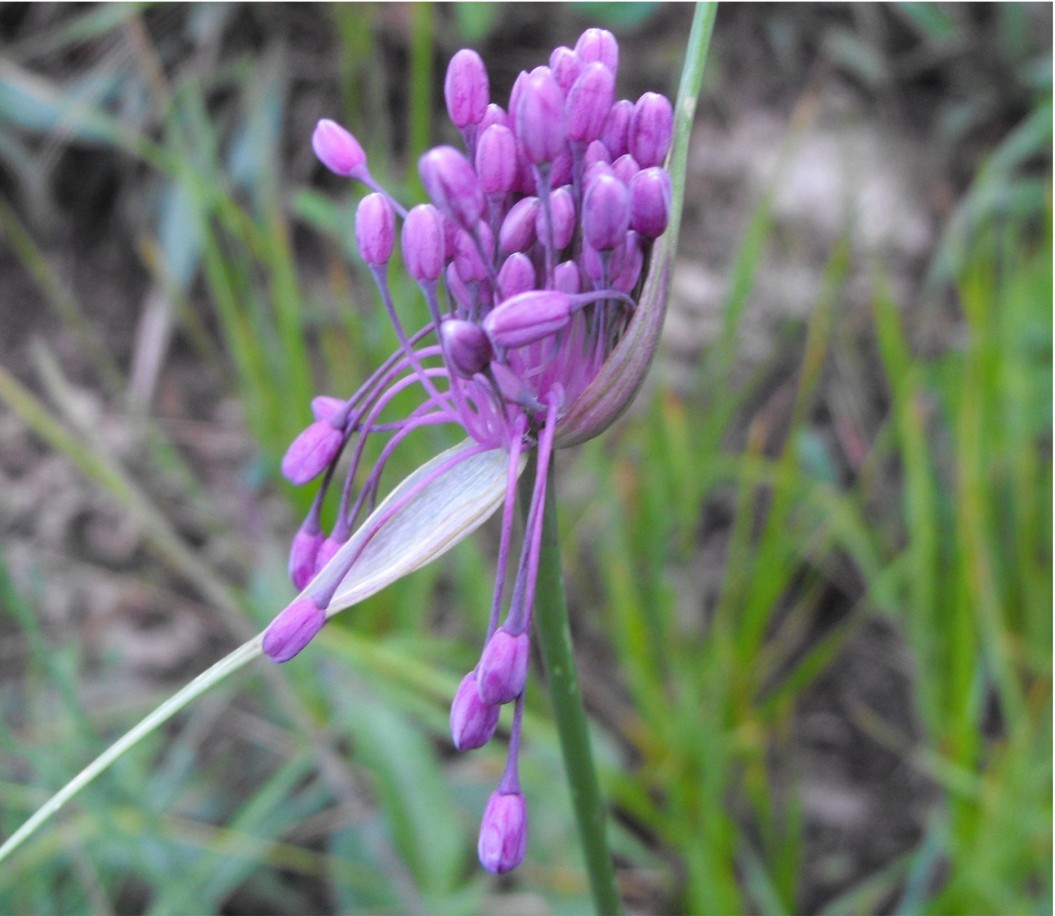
left=312, top=119, right=367, bottom=177
left=289, top=525, right=324, bottom=590
left=583, top=173, right=630, bottom=252
left=549, top=45, right=583, bottom=94
left=281, top=420, right=343, bottom=485
left=478, top=102, right=508, bottom=134
left=574, top=27, right=619, bottom=75
left=629, top=166, right=672, bottom=238
left=515, top=68, right=566, bottom=165
left=444, top=49, right=489, bottom=129
left=613, top=231, right=644, bottom=292
left=440, top=319, right=493, bottom=378
left=600, top=98, right=634, bottom=160
left=498, top=196, right=540, bottom=255
left=475, top=627, right=531, bottom=704
left=445, top=262, right=475, bottom=313
left=450, top=671, right=501, bottom=750
left=476, top=124, right=518, bottom=196
left=478, top=789, right=528, bottom=874
left=549, top=145, right=574, bottom=189
left=263, top=597, right=327, bottom=663
left=629, top=92, right=674, bottom=168
left=537, top=185, right=576, bottom=253
left=583, top=159, right=616, bottom=189
left=402, top=204, right=446, bottom=283
left=314, top=534, right=343, bottom=573
left=311, top=395, right=345, bottom=422
left=497, top=253, right=537, bottom=299
left=612, top=152, right=640, bottom=186
left=566, top=61, right=615, bottom=144
left=419, top=146, right=485, bottom=231
left=554, top=259, right=582, bottom=294
left=355, top=193, right=395, bottom=266
left=454, top=223, right=494, bottom=284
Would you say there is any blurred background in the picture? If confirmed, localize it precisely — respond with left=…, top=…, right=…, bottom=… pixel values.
left=0, top=3, right=1050, bottom=913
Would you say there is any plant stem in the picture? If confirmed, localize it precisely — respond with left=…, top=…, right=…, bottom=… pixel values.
left=525, top=451, right=621, bottom=915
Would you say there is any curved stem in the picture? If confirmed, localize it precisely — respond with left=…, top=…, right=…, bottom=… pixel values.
left=523, top=451, right=621, bottom=915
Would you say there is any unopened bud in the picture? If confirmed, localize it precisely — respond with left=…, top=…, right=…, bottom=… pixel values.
left=281, top=421, right=343, bottom=485
left=583, top=173, right=630, bottom=252
left=402, top=204, right=446, bottom=283
left=566, top=61, right=615, bottom=144
left=289, top=525, right=324, bottom=590
left=311, top=395, right=345, bottom=422
left=629, top=166, right=672, bottom=238
left=312, top=119, right=367, bottom=177
left=263, top=597, right=327, bottom=663
left=515, top=68, right=566, bottom=165
left=444, top=49, right=489, bottom=129
left=554, top=259, right=582, bottom=294
left=476, top=124, right=518, bottom=196
left=549, top=45, right=583, bottom=94
left=612, top=152, right=641, bottom=186
left=453, top=223, right=494, bottom=284
left=483, top=290, right=573, bottom=351
left=574, top=27, right=619, bottom=75
left=355, top=193, right=395, bottom=266
left=478, top=789, right=528, bottom=874
left=440, top=319, right=493, bottom=378
left=475, top=627, right=530, bottom=704
left=498, top=196, right=540, bottom=255
left=629, top=92, right=674, bottom=168
left=419, top=146, right=485, bottom=230
left=600, top=98, right=634, bottom=159
left=450, top=671, right=501, bottom=750
left=497, top=253, right=537, bottom=299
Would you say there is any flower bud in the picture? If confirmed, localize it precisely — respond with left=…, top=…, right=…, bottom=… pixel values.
left=402, top=204, right=446, bottom=283
left=440, top=319, right=493, bottom=378
left=445, top=262, right=475, bottom=313
left=612, top=152, right=640, bottom=186
left=263, top=597, right=327, bottom=663
left=311, top=395, right=345, bottom=422
left=444, top=48, right=489, bottom=129
left=450, top=671, right=501, bottom=750
left=289, top=525, right=324, bottom=590
left=583, top=173, right=630, bottom=252
left=281, top=420, right=343, bottom=485
left=629, top=92, right=674, bottom=168
left=566, top=61, right=615, bottom=144
left=600, top=98, right=634, bottom=159
left=478, top=789, right=528, bottom=874
left=312, top=119, right=367, bottom=177
left=549, top=144, right=574, bottom=188
left=613, top=231, right=644, bottom=292
left=583, top=139, right=611, bottom=170
left=574, top=27, right=619, bottom=75
left=314, top=534, right=343, bottom=574
left=554, top=259, right=582, bottom=294
left=454, top=223, right=494, bottom=284
left=549, top=45, right=583, bottom=94
left=583, top=159, right=616, bottom=189
left=498, top=196, right=540, bottom=255
left=483, top=291, right=573, bottom=351
left=629, top=166, right=672, bottom=238
left=476, top=124, right=518, bottom=196
left=538, top=185, right=576, bottom=253
left=515, top=68, right=566, bottom=165
left=478, top=102, right=508, bottom=134
left=419, top=146, right=485, bottom=231
left=355, top=193, right=395, bottom=266
left=497, top=253, right=537, bottom=299
left=475, top=627, right=531, bottom=704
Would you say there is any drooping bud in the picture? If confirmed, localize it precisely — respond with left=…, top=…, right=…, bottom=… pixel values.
left=281, top=421, right=343, bottom=485
left=262, top=597, right=327, bottom=663
left=440, top=319, right=493, bottom=378
left=483, top=291, right=573, bottom=351
left=355, top=193, right=395, bottom=266
left=289, top=524, right=324, bottom=590
left=453, top=222, right=494, bottom=284
left=444, top=49, right=489, bottom=129
left=549, top=45, right=583, bottom=94
left=629, top=92, right=674, bottom=168
left=600, top=98, right=634, bottom=159
left=497, top=252, right=537, bottom=299
left=450, top=671, right=501, bottom=750
left=574, top=27, right=619, bottom=75
left=629, top=166, right=672, bottom=238
left=498, top=196, right=540, bottom=255
left=611, top=152, right=641, bottom=186
left=566, top=61, right=615, bottom=144
left=583, top=172, right=630, bottom=252
left=419, top=146, right=485, bottom=231
left=402, top=204, right=446, bottom=283
left=475, top=627, right=531, bottom=704
left=515, top=68, right=566, bottom=165
left=478, top=789, right=528, bottom=874
left=312, top=119, right=367, bottom=178
left=476, top=124, right=518, bottom=196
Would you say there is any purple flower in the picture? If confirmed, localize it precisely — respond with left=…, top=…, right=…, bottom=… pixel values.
left=266, top=27, right=676, bottom=875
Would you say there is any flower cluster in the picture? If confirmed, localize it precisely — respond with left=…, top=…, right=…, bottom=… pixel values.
left=263, top=28, right=672, bottom=874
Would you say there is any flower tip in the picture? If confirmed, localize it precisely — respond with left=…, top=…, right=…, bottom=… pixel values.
left=312, top=119, right=367, bottom=177
left=478, top=790, right=528, bottom=874
left=262, top=597, right=327, bottom=663
left=450, top=671, right=501, bottom=750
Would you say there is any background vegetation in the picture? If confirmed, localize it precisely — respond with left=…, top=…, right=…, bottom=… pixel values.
left=0, top=3, right=1050, bottom=913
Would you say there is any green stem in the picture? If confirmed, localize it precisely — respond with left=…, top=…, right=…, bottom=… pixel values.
left=526, top=451, right=621, bottom=915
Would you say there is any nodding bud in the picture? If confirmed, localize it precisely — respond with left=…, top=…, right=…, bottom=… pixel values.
left=549, top=45, right=583, bottom=94
left=629, top=166, right=672, bottom=238
left=289, top=525, right=324, bottom=590
left=574, top=27, right=619, bottom=75
left=583, top=173, right=630, bottom=252
left=538, top=185, right=577, bottom=253
left=498, top=196, right=540, bottom=255
left=475, top=627, right=531, bottom=705
left=498, top=253, right=537, bottom=299
left=453, top=222, right=494, bottom=284
left=476, top=124, right=518, bottom=196
left=419, top=146, right=485, bottom=231
left=444, top=48, right=489, bottom=129
left=402, top=204, right=446, bottom=283
left=311, top=395, right=345, bottom=422
left=355, top=193, right=395, bottom=266
left=554, top=260, right=582, bottom=294
left=478, top=790, right=528, bottom=874
left=601, top=98, right=634, bottom=160
left=441, top=319, right=493, bottom=379
left=515, top=68, right=566, bottom=165
left=312, top=119, right=367, bottom=177
left=450, top=671, right=501, bottom=750
left=612, top=152, right=641, bottom=186
left=630, top=92, right=674, bottom=168
left=281, top=420, right=343, bottom=485
left=483, top=290, right=573, bottom=350
left=263, top=597, right=327, bottom=663
left=566, top=61, right=615, bottom=144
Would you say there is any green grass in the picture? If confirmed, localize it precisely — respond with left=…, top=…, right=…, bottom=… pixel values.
left=0, top=4, right=1050, bottom=913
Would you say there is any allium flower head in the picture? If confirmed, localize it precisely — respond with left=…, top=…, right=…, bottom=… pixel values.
left=265, top=27, right=675, bottom=875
